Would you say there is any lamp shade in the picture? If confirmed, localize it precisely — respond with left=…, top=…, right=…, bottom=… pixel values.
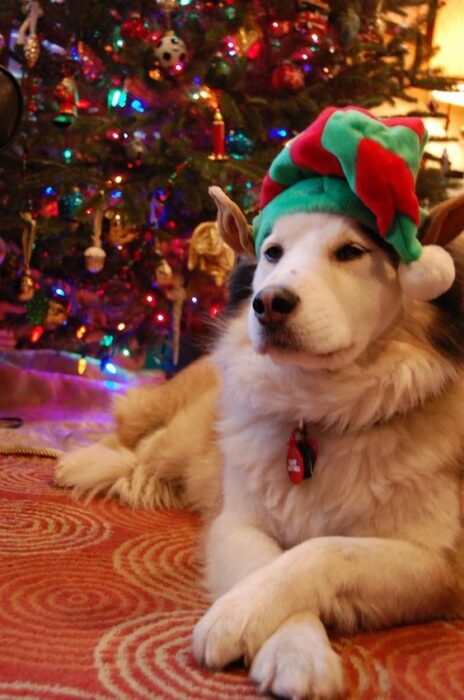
left=430, top=0, right=464, bottom=79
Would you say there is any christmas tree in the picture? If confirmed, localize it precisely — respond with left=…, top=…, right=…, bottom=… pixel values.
left=0, top=0, right=454, bottom=375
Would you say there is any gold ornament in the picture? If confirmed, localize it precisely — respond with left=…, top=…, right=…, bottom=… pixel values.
left=18, top=212, right=37, bottom=301
left=235, top=26, right=262, bottom=53
left=44, top=298, right=68, bottom=327
left=18, top=271, right=35, bottom=301
left=188, top=221, right=235, bottom=286
left=106, top=210, right=138, bottom=246
left=16, top=1, right=43, bottom=68
left=24, top=34, right=40, bottom=67
left=155, top=257, right=174, bottom=286
left=157, top=0, right=177, bottom=12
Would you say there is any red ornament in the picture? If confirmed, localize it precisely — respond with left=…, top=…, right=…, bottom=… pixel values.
left=53, top=67, right=78, bottom=127
left=271, top=62, right=305, bottom=92
left=120, top=13, right=149, bottom=40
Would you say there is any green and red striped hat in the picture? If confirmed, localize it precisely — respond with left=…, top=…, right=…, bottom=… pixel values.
left=253, top=106, right=455, bottom=301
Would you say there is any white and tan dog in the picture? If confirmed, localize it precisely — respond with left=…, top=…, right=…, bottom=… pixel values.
left=56, top=184, right=464, bottom=698
left=56, top=102, right=464, bottom=700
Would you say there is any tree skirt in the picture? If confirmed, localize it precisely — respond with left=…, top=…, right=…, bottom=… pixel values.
left=1, top=454, right=464, bottom=700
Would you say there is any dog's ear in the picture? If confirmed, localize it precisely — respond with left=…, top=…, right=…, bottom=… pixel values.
left=209, top=186, right=256, bottom=256
left=420, top=194, right=464, bottom=248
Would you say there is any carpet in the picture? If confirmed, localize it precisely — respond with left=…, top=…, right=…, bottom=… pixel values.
left=1, top=454, right=464, bottom=700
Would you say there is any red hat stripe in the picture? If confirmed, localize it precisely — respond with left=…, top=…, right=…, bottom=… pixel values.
left=259, top=173, right=286, bottom=209
left=289, top=107, right=343, bottom=176
left=356, top=137, right=420, bottom=236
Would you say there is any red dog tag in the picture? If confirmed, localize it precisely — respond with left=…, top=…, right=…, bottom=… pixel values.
left=287, top=426, right=319, bottom=484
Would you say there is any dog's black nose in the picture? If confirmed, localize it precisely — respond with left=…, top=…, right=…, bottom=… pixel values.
left=252, top=286, right=300, bottom=325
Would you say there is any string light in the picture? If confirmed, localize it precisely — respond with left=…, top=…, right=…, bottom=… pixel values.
left=77, top=357, right=87, bottom=375
left=76, top=325, right=87, bottom=339
left=117, top=322, right=126, bottom=331
left=30, top=326, right=44, bottom=343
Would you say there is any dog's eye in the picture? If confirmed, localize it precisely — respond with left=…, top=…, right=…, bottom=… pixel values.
left=264, top=245, right=283, bottom=263
left=335, top=243, right=368, bottom=262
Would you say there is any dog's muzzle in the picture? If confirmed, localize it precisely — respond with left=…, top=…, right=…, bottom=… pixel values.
left=252, top=285, right=300, bottom=326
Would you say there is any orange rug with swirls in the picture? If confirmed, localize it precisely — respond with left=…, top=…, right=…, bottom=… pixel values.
left=1, top=454, right=463, bottom=700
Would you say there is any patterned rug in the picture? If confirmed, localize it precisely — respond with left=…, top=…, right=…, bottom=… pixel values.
left=1, top=454, right=464, bottom=700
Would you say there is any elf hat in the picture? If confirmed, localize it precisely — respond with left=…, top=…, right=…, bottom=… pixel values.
left=253, top=106, right=455, bottom=302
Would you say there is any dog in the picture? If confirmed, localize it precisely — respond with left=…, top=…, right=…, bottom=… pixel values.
left=56, top=108, right=464, bottom=699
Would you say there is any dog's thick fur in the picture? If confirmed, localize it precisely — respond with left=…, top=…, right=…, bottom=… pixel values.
left=56, top=192, right=464, bottom=699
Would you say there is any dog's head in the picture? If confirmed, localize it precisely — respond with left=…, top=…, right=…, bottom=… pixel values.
left=211, top=185, right=464, bottom=372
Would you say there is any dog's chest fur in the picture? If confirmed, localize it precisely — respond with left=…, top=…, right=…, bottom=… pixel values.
left=213, top=309, right=463, bottom=553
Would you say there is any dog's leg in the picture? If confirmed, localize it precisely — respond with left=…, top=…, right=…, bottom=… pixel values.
left=203, top=513, right=283, bottom=598
left=194, top=535, right=451, bottom=698
left=114, top=356, right=219, bottom=448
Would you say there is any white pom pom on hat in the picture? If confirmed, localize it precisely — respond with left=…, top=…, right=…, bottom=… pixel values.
left=398, top=244, right=455, bottom=301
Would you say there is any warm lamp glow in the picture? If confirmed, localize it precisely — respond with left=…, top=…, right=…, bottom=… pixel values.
left=432, top=84, right=464, bottom=107
left=430, top=0, right=464, bottom=78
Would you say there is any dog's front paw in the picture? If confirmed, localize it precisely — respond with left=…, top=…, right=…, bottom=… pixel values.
left=250, top=611, right=344, bottom=699
left=193, top=585, right=277, bottom=670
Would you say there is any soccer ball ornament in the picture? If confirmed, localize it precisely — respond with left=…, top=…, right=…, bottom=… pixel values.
left=153, top=31, right=187, bottom=75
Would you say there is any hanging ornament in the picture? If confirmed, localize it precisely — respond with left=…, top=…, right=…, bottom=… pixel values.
left=125, top=133, right=147, bottom=163
left=165, top=273, right=187, bottom=367
left=188, top=221, right=235, bottom=286
left=16, top=1, right=43, bottom=68
left=154, top=256, right=174, bottom=286
left=105, top=209, right=138, bottom=246
left=0, top=237, right=6, bottom=266
left=76, top=41, right=105, bottom=84
left=295, top=9, right=328, bottom=35
left=149, top=191, right=166, bottom=229
left=53, top=66, right=79, bottom=127
left=271, top=61, right=305, bottom=92
left=156, top=0, right=178, bottom=12
left=153, top=31, right=187, bottom=75
left=58, top=187, right=83, bottom=220
left=18, top=212, right=37, bottom=302
left=204, top=53, right=237, bottom=90
left=85, top=203, right=106, bottom=273
left=226, top=129, right=254, bottom=159
left=44, top=296, right=69, bottom=328
left=209, top=108, right=227, bottom=160
left=235, top=25, right=262, bottom=54
left=120, top=11, right=149, bottom=41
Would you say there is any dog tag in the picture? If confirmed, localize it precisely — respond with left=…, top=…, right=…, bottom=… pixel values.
left=287, top=426, right=318, bottom=484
